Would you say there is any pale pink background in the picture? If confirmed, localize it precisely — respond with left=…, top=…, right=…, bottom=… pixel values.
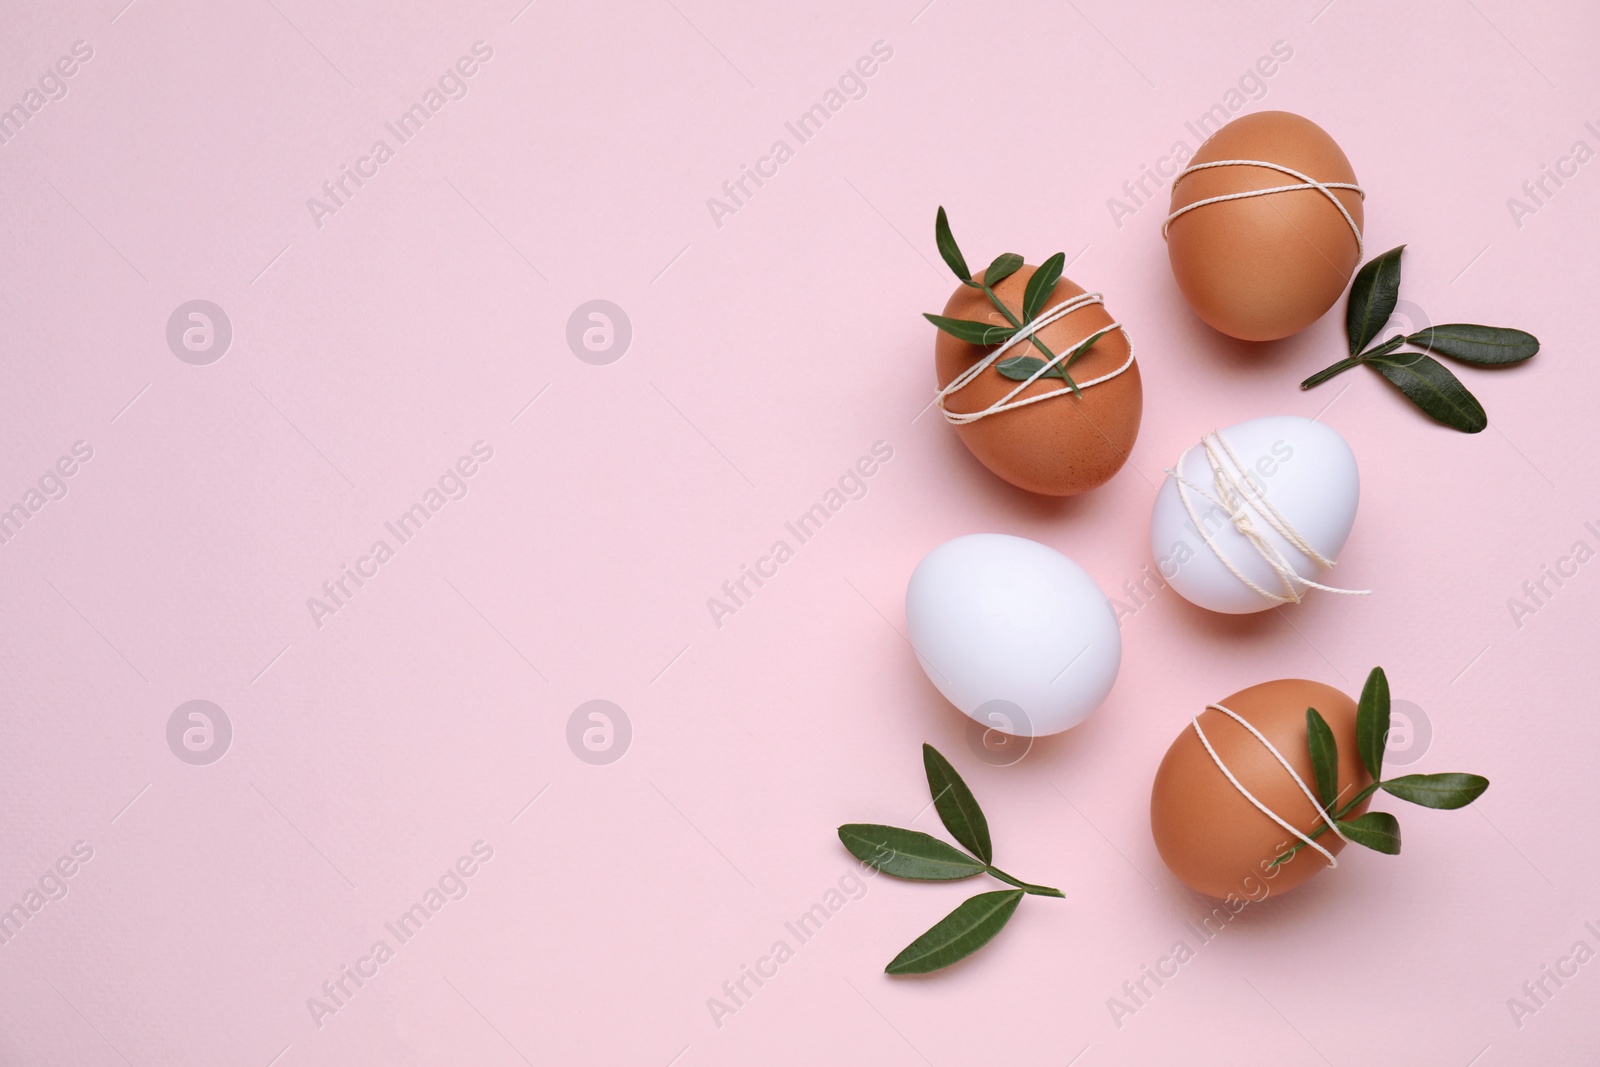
left=1, top=0, right=1597, bottom=1063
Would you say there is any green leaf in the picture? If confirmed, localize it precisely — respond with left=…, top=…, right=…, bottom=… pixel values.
left=1346, top=245, right=1405, bottom=355
left=995, top=355, right=1065, bottom=382
left=934, top=206, right=971, bottom=283
left=923, top=744, right=992, bottom=865
left=1337, top=811, right=1401, bottom=855
left=1022, top=252, right=1065, bottom=323
left=1368, top=351, right=1488, bottom=433
left=982, top=253, right=1024, bottom=289
left=1381, top=773, right=1490, bottom=809
left=1355, top=667, right=1391, bottom=781
left=1305, top=707, right=1339, bottom=811
left=1407, top=324, right=1540, bottom=365
left=923, top=313, right=1016, bottom=347
left=1061, top=327, right=1112, bottom=371
left=884, top=890, right=1024, bottom=975
left=837, top=825, right=987, bottom=881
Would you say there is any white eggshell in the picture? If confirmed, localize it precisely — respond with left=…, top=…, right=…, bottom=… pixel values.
left=1149, top=415, right=1360, bottom=614
left=904, top=533, right=1121, bottom=736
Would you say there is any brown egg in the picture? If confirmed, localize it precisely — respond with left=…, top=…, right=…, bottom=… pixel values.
left=934, top=266, right=1141, bottom=496
left=1150, top=678, right=1372, bottom=900
left=1166, top=111, right=1363, bottom=342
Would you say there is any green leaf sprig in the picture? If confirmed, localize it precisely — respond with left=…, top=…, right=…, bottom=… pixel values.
left=838, top=743, right=1062, bottom=975
left=924, top=208, right=1090, bottom=396
left=1300, top=246, right=1540, bottom=433
left=1269, top=666, right=1490, bottom=869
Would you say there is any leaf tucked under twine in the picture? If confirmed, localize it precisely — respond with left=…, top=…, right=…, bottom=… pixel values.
left=1338, top=811, right=1402, bottom=855
left=1305, top=707, right=1339, bottom=812
left=922, top=314, right=1016, bottom=347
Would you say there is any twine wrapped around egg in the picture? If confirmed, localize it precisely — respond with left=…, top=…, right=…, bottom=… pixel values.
left=1162, top=158, right=1365, bottom=259
left=1164, top=111, right=1364, bottom=341
left=1190, top=703, right=1350, bottom=868
left=1150, top=679, right=1371, bottom=900
left=1166, top=428, right=1369, bottom=608
left=1150, top=415, right=1366, bottom=614
left=933, top=292, right=1136, bottom=425
left=932, top=267, right=1142, bottom=497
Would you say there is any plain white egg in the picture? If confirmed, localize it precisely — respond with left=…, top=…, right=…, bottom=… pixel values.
left=1149, top=415, right=1361, bottom=614
left=904, top=533, right=1121, bottom=736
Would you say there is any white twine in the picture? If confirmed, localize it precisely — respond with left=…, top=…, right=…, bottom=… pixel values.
left=1162, top=158, right=1365, bottom=260
left=1191, top=702, right=1349, bottom=869
left=1166, top=429, right=1369, bottom=607
left=935, top=292, right=1136, bottom=426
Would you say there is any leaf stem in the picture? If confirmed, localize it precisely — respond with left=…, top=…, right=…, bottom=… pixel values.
left=1267, top=781, right=1385, bottom=868
left=985, top=865, right=1064, bottom=897
left=1300, top=335, right=1407, bottom=390
left=980, top=284, right=1080, bottom=395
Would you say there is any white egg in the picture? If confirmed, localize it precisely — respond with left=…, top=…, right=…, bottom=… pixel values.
left=904, top=534, right=1121, bottom=736
left=1149, top=415, right=1361, bottom=614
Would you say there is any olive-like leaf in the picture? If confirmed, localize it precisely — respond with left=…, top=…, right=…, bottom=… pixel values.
left=1305, top=707, right=1339, bottom=811
left=1368, top=351, right=1487, bottom=433
left=1061, top=327, right=1112, bottom=371
left=837, top=825, right=986, bottom=881
left=1355, top=667, right=1391, bottom=782
left=884, top=889, right=1024, bottom=975
left=922, top=313, right=1016, bottom=347
left=995, top=355, right=1065, bottom=382
left=1337, top=811, right=1401, bottom=855
left=983, top=253, right=1024, bottom=289
left=1381, top=773, right=1490, bottom=810
left=1022, top=252, right=1065, bottom=322
left=1406, top=324, right=1540, bottom=366
left=922, top=744, right=992, bottom=865
left=934, top=206, right=971, bottom=283
left=1347, top=245, right=1405, bottom=355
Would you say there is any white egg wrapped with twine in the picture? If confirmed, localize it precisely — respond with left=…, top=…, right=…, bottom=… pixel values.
left=1149, top=415, right=1365, bottom=614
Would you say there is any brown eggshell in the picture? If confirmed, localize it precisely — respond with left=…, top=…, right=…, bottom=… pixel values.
left=1150, top=678, right=1372, bottom=900
left=934, top=266, right=1141, bottom=496
left=1167, top=111, right=1363, bottom=342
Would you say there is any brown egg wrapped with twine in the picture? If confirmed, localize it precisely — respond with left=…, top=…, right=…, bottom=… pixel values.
left=1164, top=111, right=1364, bottom=342
left=1150, top=678, right=1370, bottom=900
left=927, top=211, right=1141, bottom=496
